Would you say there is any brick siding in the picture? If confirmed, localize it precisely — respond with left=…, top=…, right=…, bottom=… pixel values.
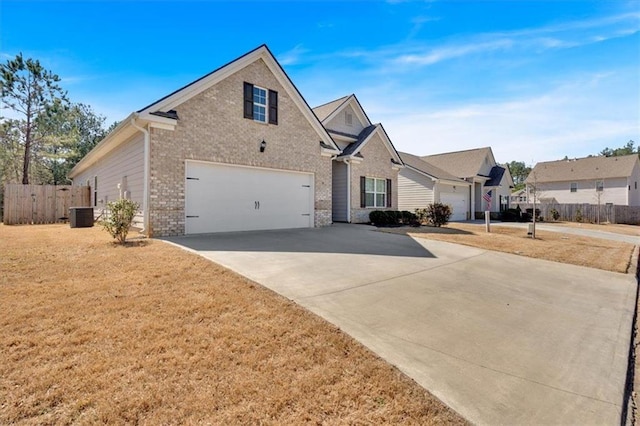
left=148, top=59, right=332, bottom=236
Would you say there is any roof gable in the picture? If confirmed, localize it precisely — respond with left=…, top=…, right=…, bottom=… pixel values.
left=313, top=94, right=371, bottom=134
left=422, top=147, right=496, bottom=179
left=526, top=154, right=640, bottom=183
left=339, top=123, right=402, bottom=165
left=399, top=152, right=468, bottom=183
left=312, top=96, right=350, bottom=122
left=139, top=44, right=339, bottom=152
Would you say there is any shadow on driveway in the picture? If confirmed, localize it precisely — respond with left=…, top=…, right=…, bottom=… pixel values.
left=164, top=223, right=435, bottom=258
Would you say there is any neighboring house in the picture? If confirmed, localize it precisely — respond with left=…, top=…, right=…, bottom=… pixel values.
left=397, top=152, right=471, bottom=221
left=420, top=147, right=514, bottom=218
left=525, top=154, right=640, bottom=206
left=69, top=45, right=343, bottom=236
left=509, top=188, right=528, bottom=205
left=312, top=95, right=403, bottom=223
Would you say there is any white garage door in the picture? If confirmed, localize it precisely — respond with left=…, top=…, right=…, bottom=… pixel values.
left=440, top=192, right=468, bottom=221
left=185, top=161, right=313, bottom=234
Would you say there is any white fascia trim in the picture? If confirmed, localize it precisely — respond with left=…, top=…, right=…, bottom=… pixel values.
left=139, top=49, right=265, bottom=114
left=439, top=178, right=471, bottom=186
left=321, top=148, right=340, bottom=157
left=323, top=95, right=371, bottom=128
left=139, top=46, right=339, bottom=153
left=330, top=132, right=358, bottom=142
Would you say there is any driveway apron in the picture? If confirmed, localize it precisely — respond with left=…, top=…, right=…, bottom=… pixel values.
left=164, top=224, right=637, bottom=425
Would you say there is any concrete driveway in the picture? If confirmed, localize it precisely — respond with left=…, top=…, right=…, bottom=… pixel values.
left=164, top=224, right=636, bottom=425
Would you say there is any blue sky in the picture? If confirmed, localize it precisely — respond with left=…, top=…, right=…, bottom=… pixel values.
left=1, top=0, right=639, bottom=165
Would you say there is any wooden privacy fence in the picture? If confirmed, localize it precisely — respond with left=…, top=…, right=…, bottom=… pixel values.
left=2, top=184, right=91, bottom=225
left=512, top=202, right=640, bottom=225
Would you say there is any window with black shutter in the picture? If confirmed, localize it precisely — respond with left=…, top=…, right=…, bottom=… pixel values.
left=361, top=177, right=388, bottom=208
left=243, top=82, right=278, bottom=125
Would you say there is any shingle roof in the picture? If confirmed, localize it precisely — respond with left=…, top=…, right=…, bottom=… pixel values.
left=485, top=166, right=506, bottom=186
left=312, top=95, right=350, bottom=122
left=525, top=154, right=639, bottom=183
left=422, top=147, right=493, bottom=179
left=399, top=152, right=467, bottom=183
left=340, top=125, right=377, bottom=156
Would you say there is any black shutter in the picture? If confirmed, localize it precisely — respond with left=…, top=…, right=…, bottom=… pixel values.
left=243, top=82, right=253, bottom=119
left=386, top=179, right=392, bottom=208
left=268, top=90, right=278, bottom=125
left=360, top=176, right=366, bottom=208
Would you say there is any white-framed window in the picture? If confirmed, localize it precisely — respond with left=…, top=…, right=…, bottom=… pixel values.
left=570, top=182, right=577, bottom=192
left=244, top=82, right=278, bottom=125
left=253, top=86, right=267, bottom=123
left=365, top=177, right=387, bottom=208
left=596, top=180, right=604, bottom=192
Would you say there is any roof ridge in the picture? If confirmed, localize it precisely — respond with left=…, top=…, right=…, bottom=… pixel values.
left=423, top=146, right=491, bottom=157
left=311, top=94, right=351, bottom=110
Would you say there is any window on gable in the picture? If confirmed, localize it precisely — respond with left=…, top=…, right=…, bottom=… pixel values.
left=243, top=82, right=278, bottom=125
left=361, top=177, right=389, bottom=208
left=596, top=180, right=604, bottom=192
left=570, top=182, right=577, bottom=192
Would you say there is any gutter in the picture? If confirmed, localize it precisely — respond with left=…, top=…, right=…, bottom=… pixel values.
left=130, top=114, right=151, bottom=236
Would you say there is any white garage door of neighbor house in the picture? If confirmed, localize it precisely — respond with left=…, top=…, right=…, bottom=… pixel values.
left=440, top=192, right=468, bottom=221
left=185, top=161, right=313, bottom=234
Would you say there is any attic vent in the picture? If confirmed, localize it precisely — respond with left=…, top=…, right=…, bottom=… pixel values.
left=345, top=111, right=353, bottom=126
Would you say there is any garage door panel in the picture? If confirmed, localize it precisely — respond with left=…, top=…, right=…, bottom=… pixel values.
left=440, top=191, right=468, bottom=221
left=185, top=161, right=312, bottom=234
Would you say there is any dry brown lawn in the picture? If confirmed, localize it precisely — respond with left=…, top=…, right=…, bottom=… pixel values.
left=384, top=223, right=635, bottom=274
left=539, top=221, right=640, bottom=237
left=0, top=224, right=466, bottom=425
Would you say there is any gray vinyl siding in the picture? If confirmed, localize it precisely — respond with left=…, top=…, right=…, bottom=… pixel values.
left=72, top=133, right=145, bottom=227
left=323, top=104, right=365, bottom=135
left=398, top=168, right=435, bottom=211
left=332, top=161, right=348, bottom=222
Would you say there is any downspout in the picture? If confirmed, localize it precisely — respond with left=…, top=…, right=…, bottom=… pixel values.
left=130, top=115, right=150, bottom=236
left=347, top=161, right=352, bottom=223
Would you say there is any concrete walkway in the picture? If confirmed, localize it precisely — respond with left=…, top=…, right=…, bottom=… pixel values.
left=165, top=224, right=637, bottom=425
left=469, top=220, right=640, bottom=245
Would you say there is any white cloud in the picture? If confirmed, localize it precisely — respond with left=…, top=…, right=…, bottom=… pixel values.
left=375, top=71, right=639, bottom=164
left=277, top=44, right=310, bottom=66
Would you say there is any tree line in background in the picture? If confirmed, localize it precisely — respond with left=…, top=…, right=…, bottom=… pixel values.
left=1, top=53, right=116, bottom=186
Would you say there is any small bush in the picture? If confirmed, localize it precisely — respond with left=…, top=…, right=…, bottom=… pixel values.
left=500, top=208, right=520, bottom=222
left=575, top=208, right=583, bottom=223
left=549, top=208, right=560, bottom=221
left=369, top=210, right=419, bottom=227
left=414, top=208, right=428, bottom=225
left=426, top=203, right=452, bottom=227
left=369, top=210, right=388, bottom=226
left=400, top=211, right=419, bottom=226
left=101, top=199, right=139, bottom=244
left=385, top=210, right=401, bottom=225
